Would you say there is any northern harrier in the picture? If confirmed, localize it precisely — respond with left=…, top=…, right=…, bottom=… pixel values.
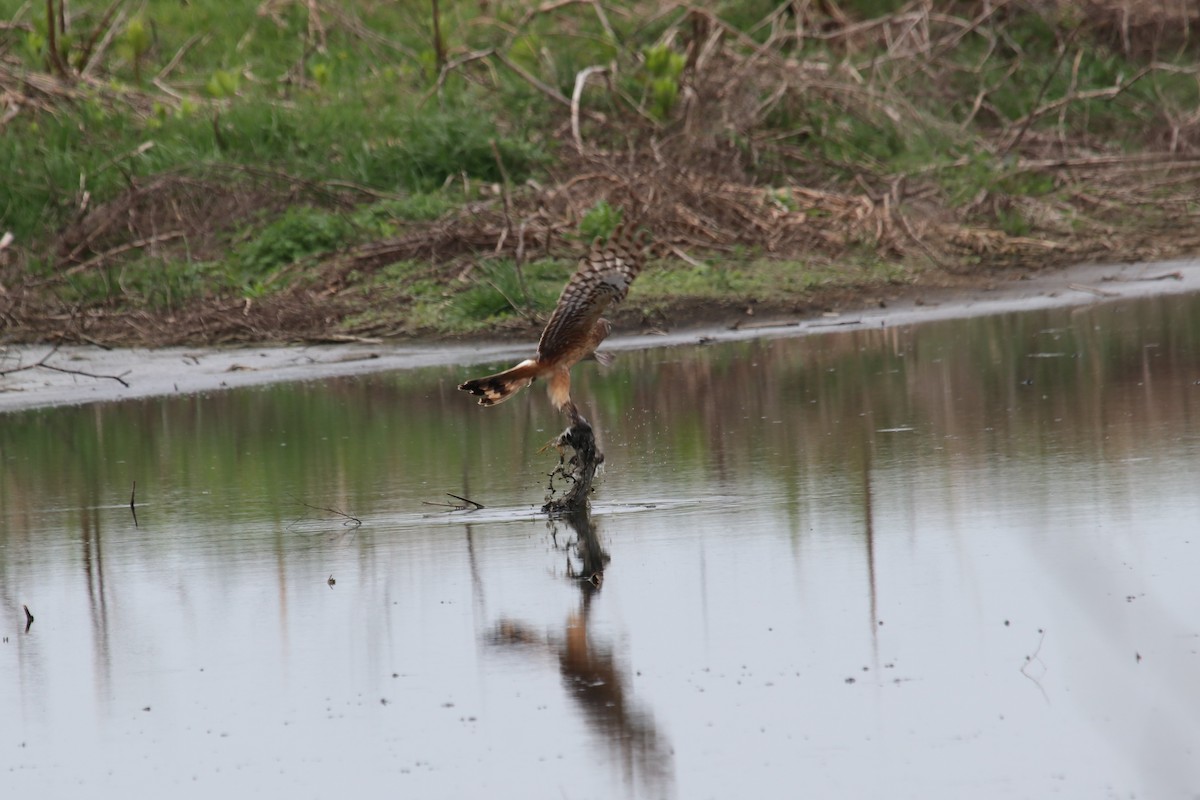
left=458, top=224, right=648, bottom=422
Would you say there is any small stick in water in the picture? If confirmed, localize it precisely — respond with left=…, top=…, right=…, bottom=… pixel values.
left=445, top=492, right=484, bottom=510
left=129, top=480, right=138, bottom=528
left=23, top=605, right=34, bottom=631
left=422, top=493, right=484, bottom=512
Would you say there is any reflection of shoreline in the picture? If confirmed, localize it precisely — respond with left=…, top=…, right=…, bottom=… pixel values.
left=490, top=511, right=675, bottom=799
left=6, top=294, right=1200, bottom=530
left=2, top=263, right=1197, bottom=413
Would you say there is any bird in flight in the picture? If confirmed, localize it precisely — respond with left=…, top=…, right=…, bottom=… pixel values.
left=458, top=224, right=648, bottom=423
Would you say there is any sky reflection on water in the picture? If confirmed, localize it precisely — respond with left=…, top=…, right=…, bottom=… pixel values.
left=2, top=293, right=1200, bottom=798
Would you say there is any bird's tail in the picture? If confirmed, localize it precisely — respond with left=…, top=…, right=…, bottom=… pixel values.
left=458, top=359, right=541, bottom=407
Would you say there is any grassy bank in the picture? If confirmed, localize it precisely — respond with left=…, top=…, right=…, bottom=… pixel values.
left=2, top=0, right=1199, bottom=345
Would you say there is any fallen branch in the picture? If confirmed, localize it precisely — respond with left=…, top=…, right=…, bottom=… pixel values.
left=31, top=360, right=132, bottom=386
left=0, top=346, right=131, bottom=387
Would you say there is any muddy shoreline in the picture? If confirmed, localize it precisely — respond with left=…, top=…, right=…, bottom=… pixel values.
left=2, top=259, right=1197, bottom=414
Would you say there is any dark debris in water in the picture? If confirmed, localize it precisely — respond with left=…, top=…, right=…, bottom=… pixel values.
left=543, top=417, right=603, bottom=515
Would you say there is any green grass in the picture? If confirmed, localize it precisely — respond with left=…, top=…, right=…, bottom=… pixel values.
left=0, top=0, right=552, bottom=247
left=0, top=93, right=546, bottom=248
left=335, top=250, right=916, bottom=338
left=633, top=254, right=913, bottom=305
left=337, top=255, right=575, bottom=336
left=58, top=256, right=221, bottom=311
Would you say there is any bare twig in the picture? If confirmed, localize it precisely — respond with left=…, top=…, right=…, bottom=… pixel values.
left=129, top=480, right=138, bottom=528
left=304, top=0, right=327, bottom=51
left=590, top=0, right=617, bottom=42
left=446, top=492, right=484, bottom=510
left=481, top=271, right=537, bottom=323
left=1001, top=25, right=1079, bottom=156
left=45, top=0, right=69, bottom=78
left=507, top=0, right=610, bottom=47
left=491, top=138, right=514, bottom=240
left=0, top=346, right=132, bottom=387
left=80, top=6, right=127, bottom=78
left=63, top=230, right=184, bottom=275
left=94, top=139, right=156, bottom=177
left=35, top=360, right=132, bottom=386
left=667, top=244, right=705, bottom=267
left=155, top=30, right=209, bottom=81
left=1068, top=282, right=1119, bottom=298
left=320, top=4, right=419, bottom=61
left=318, top=179, right=407, bottom=201
left=78, top=0, right=128, bottom=76
left=490, top=138, right=533, bottom=312
left=422, top=492, right=485, bottom=512
left=0, top=102, right=20, bottom=130
left=425, top=47, right=495, bottom=104
left=430, top=0, right=446, bottom=73
left=571, top=66, right=607, bottom=154
left=494, top=51, right=571, bottom=107
left=1020, top=628, right=1050, bottom=703
left=294, top=498, right=362, bottom=527
left=1010, top=67, right=1153, bottom=140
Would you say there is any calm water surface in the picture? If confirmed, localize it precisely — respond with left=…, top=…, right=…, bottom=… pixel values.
left=3, top=294, right=1200, bottom=799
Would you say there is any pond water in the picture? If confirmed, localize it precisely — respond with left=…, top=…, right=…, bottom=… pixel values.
left=3, top=292, right=1200, bottom=799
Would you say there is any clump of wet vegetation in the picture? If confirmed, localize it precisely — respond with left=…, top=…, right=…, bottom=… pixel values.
left=2, top=0, right=1199, bottom=345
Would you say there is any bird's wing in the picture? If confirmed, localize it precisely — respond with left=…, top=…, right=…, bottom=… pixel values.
left=537, top=224, right=647, bottom=363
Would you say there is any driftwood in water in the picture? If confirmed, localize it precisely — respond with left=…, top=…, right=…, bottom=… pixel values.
left=542, top=418, right=604, bottom=515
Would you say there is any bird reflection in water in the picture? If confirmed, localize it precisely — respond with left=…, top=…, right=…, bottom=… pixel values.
left=490, top=508, right=675, bottom=797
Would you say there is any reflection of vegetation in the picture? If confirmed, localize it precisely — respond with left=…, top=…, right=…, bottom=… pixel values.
left=2, top=294, right=1199, bottom=548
